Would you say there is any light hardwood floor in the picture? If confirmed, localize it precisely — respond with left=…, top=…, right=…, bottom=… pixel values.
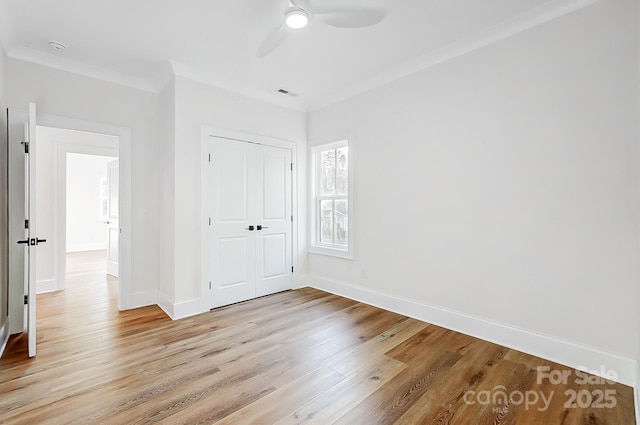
left=0, top=251, right=636, bottom=424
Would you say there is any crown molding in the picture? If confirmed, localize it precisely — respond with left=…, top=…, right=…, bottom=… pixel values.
left=4, top=46, right=305, bottom=112
left=6, top=46, right=165, bottom=93
left=170, top=61, right=307, bottom=112
left=307, top=0, right=601, bottom=111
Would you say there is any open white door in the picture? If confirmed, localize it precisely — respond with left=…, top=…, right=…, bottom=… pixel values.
left=20, top=103, right=44, bottom=358
left=106, top=159, right=119, bottom=277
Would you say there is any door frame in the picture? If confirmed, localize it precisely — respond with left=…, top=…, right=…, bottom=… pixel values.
left=41, top=114, right=132, bottom=311
left=105, top=158, right=120, bottom=277
left=8, top=110, right=133, bottom=334
left=200, top=126, right=299, bottom=312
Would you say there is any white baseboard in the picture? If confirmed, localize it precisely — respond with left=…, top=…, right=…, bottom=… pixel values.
left=307, top=275, right=637, bottom=388
left=66, top=244, right=107, bottom=253
left=130, top=291, right=157, bottom=309
left=36, top=279, right=56, bottom=294
left=294, top=274, right=309, bottom=289
left=173, top=298, right=201, bottom=320
left=157, top=295, right=201, bottom=321
left=158, top=293, right=175, bottom=319
left=0, top=319, right=9, bottom=359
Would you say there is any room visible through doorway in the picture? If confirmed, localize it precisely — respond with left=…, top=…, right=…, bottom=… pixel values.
left=64, top=153, right=119, bottom=299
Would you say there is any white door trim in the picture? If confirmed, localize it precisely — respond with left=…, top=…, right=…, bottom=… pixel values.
left=37, top=113, right=132, bottom=311
left=105, top=159, right=120, bottom=277
left=200, top=126, right=298, bottom=313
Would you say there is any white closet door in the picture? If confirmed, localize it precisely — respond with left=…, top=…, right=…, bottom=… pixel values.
left=207, top=137, right=257, bottom=308
left=255, top=144, right=292, bottom=297
left=204, top=136, right=292, bottom=310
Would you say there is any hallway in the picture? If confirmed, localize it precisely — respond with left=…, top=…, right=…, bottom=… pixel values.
left=2, top=250, right=121, bottom=357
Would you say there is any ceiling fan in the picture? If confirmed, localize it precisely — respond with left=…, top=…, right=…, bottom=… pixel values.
left=257, top=0, right=386, bottom=57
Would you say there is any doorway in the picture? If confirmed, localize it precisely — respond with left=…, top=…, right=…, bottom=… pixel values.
left=64, top=153, right=119, bottom=290
left=35, top=126, right=119, bottom=297
left=7, top=110, right=133, bottom=336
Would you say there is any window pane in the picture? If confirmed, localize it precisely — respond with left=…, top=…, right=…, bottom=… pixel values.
left=320, top=149, right=335, bottom=195
left=313, top=142, right=350, bottom=253
left=320, top=200, right=334, bottom=244
left=336, top=146, right=348, bottom=196
left=334, top=199, right=348, bottom=246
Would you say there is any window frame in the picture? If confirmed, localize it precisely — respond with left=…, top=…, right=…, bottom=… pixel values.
left=309, top=139, right=354, bottom=259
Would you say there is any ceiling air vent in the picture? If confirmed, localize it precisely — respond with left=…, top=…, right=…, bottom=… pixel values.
left=277, top=88, right=298, bottom=97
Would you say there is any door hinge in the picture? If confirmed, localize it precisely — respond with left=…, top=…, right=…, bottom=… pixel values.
left=25, top=219, right=29, bottom=229
left=24, top=142, right=29, bottom=154
left=24, top=295, right=28, bottom=305
left=291, top=215, right=293, bottom=222
left=209, top=281, right=212, bottom=290
left=208, top=217, right=211, bottom=226
left=291, top=266, right=294, bottom=273
left=290, top=163, right=293, bottom=171
left=208, top=153, right=211, bottom=163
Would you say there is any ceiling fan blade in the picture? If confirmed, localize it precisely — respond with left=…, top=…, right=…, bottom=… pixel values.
left=290, top=0, right=310, bottom=10
left=315, top=9, right=385, bottom=28
left=257, top=25, right=288, bottom=57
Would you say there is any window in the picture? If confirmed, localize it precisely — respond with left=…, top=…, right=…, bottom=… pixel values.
left=310, top=140, right=353, bottom=258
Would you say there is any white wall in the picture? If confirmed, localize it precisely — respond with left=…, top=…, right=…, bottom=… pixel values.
left=158, top=78, right=176, bottom=308
left=0, top=42, right=9, bottom=349
left=7, top=58, right=161, bottom=306
left=66, top=153, right=116, bottom=253
left=307, top=0, right=639, bottom=378
left=162, top=76, right=306, bottom=316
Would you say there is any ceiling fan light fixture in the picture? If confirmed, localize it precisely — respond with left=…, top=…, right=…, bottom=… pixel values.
left=285, top=9, right=308, bottom=29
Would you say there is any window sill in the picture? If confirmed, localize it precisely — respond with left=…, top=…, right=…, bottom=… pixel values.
left=308, top=246, right=354, bottom=260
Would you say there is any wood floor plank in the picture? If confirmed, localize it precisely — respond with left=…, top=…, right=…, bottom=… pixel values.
left=392, top=339, right=508, bottom=425
left=196, top=366, right=345, bottom=425
left=444, top=359, right=535, bottom=425
left=332, top=349, right=461, bottom=425
left=274, top=355, right=408, bottom=425
left=326, top=318, right=427, bottom=376
left=0, top=251, right=635, bottom=425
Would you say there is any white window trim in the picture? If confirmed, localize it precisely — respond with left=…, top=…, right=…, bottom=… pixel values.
left=309, top=139, right=354, bottom=260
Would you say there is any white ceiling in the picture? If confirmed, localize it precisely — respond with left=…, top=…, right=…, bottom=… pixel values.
left=0, top=0, right=596, bottom=110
